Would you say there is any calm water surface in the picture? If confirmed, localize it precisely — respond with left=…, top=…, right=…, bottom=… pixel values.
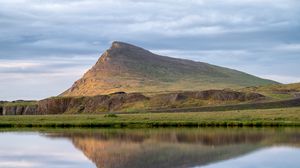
left=0, top=128, right=299, bottom=168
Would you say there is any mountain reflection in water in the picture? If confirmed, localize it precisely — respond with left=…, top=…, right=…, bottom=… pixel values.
left=46, top=128, right=300, bottom=168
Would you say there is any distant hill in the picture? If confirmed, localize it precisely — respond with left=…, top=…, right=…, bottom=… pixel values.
left=61, top=41, right=277, bottom=97
left=244, top=83, right=300, bottom=92
left=241, top=82, right=300, bottom=99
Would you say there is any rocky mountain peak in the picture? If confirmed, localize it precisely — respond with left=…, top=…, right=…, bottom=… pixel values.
left=96, top=41, right=153, bottom=65
left=111, top=41, right=135, bottom=49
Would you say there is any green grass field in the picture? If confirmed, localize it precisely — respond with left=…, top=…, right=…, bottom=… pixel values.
left=0, top=107, right=299, bottom=128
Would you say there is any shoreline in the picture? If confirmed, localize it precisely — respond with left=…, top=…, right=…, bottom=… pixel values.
left=0, top=107, right=299, bottom=128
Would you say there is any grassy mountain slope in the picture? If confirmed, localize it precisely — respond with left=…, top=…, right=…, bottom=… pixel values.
left=62, top=41, right=277, bottom=97
left=241, top=83, right=300, bottom=100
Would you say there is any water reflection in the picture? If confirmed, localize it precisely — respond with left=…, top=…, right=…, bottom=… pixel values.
left=0, top=128, right=299, bottom=168
left=197, top=146, right=300, bottom=168
left=0, top=132, right=96, bottom=168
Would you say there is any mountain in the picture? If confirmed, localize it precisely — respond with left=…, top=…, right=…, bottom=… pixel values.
left=52, top=130, right=262, bottom=168
left=61, top=41, right=277, bottom=97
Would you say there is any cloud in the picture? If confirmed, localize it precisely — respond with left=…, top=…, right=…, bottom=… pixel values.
left=0, top=0, right=299, bottom=99
left=0, top=161, right=39, bottom=168
left=0, top=62, right=41, bottom=69
left=0, top=133, right=96, bottom=168
left=199, top=146, right=300, bottom=168
left=275, top=43, right=300, bottom=52
left=0, top=56, right=96, bottom=100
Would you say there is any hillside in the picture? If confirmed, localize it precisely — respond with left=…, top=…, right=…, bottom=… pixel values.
left=61, top=41, right=277, bottom=97
left=244, top=83, right=300, bottom=93
left=241, top=83, right=300, bottom=100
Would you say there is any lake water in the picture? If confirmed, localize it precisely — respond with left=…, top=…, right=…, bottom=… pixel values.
left=0, top=128, right=299, bottom=168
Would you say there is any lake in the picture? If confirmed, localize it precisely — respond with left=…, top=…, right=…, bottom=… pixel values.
left=0, top=128, right=299, bottom=168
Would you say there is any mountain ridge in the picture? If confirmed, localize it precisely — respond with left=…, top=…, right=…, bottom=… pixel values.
left=61, top=41, right=278, bottom=97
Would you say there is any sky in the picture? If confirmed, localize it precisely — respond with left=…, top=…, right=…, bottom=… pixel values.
left=198, top=147, right=300, bottom=168
left=0, top=133, right=95, bottom=167
left=0, top=0, right=299, bottom=100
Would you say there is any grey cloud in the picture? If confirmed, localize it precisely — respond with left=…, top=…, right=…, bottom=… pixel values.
left=0, top=0, right=299, bottom=99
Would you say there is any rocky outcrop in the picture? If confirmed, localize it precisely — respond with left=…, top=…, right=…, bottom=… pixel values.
left=183, top=90, right=264, bottom=101
left=2, top=105, right=38, bottom=115
left=37, top=97, right=77, bottom=115
left=37, top=92, right=149, bottom=114
left=1, top=92, right=149, bottom=115
left=0, top=100, right=38, bottom=115
left=151, top=90, right=265, bottom=107
left=0, top=90, right=266, bottom=115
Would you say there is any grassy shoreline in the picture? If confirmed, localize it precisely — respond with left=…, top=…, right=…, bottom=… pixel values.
left=0, top=107, right=299, bottom=128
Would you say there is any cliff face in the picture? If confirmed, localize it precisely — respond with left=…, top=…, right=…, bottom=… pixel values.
left=0, top=90, right=266, bottom=115
left=61, top=41, right=277, bottom=97
left=36, top=90, right=266, bottom=114
left=2, top=105, right=38, bottom=115
left=0, top=101, right=38, bottom=115
left=152, top=90, right=264, bottom=102
left=37, top=92, right=148, bottom=114
left=2, top=89, right=300, bottom=115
